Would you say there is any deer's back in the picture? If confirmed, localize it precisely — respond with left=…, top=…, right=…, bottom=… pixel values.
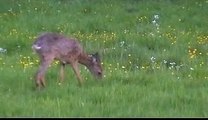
left=33, top=33, right=83, bottom=62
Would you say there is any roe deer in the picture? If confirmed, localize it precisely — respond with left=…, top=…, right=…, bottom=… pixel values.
left=32, top=32, right=103, bottom=89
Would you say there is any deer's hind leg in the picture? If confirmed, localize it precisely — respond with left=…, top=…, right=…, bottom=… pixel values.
left=35, top=55, right=54, bottom=89
left=59, top=63, right=66, bottom=85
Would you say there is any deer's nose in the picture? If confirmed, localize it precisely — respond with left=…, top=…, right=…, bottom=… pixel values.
left=98, top=71, right=102, bottom=75
left=97, top=71, right=103, bottom=77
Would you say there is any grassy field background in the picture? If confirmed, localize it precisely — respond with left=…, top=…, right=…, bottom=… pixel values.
left=0, top=0, right=208, bottom=117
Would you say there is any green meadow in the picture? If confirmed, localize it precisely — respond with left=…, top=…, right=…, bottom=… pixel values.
left=0, top=0, right=208, bottom=117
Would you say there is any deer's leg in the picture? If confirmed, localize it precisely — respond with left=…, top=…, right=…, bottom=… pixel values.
left=59, top=63, right=65, bottom=84
left=71, top=61, right=83, bottom=86
left=35, top=56, right=54, bottom=89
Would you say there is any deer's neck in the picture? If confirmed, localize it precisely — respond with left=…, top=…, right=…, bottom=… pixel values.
left=78, top=53, right=91, bottom=67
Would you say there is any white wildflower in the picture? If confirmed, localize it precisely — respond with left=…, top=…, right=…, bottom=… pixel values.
left=120, top=41, right=125, bottom=47
left=150, top=56, right=156, bottom=63
left=0, top=48, right=7, bottom=53
left=163, top=60, right=167, bottom=64
left=154, top=14, right=159, bottom=20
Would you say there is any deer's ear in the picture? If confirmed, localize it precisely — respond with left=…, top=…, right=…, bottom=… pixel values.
left=88, top=54, right=93, bottom=58
left=89, top=53, right=100, bottom=63
left=94, top=52, right=99, bottom=57
left=88, top=54, right=96, bottom=62
left=92, top=57, right=97, bottom=63
left=93, top=52, right=100, bottom=59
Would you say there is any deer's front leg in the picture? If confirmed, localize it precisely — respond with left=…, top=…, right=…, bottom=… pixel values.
left=71, top=61, right=83, bottom=86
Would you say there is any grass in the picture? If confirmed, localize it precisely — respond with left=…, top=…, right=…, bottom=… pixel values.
left=0, top=0, right=208, bottom=117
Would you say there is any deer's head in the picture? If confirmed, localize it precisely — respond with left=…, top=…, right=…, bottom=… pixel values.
left=87, top=52, right=103, bottom=79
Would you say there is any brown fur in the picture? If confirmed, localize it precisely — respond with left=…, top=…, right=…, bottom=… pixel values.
left=32, top=32, right=103, bottom=89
